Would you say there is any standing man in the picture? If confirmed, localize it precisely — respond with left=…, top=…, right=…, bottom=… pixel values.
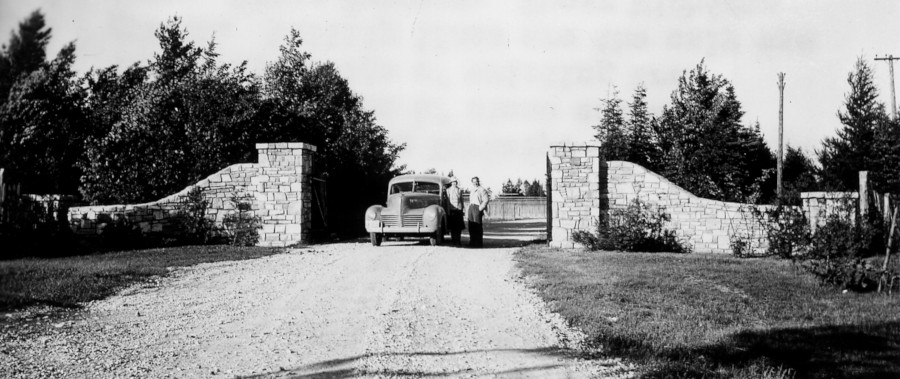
left=445, top=177, right=465, bottom=246
left=467, top=176, right=490, bottom=248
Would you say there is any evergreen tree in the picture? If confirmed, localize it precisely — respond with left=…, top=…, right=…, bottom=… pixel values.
left=781, top=145, right=819, bottom=203
left=625, top=83, right=659, bottom=170
left=819, top=57, right=888, bottom=191
left=262, top=29, right=404, bottom=233
left=527, top=179, right=546, bottom=197
left=80, top=17, right=263, bottom=203
left=0, top=10, right=52, bottom=104
left=0, top=10, right=86, bottom=194
left=656, top=60, right=775, bottom=202
left=0, top=42, right=87, bottom=193
left=874, top=118, right=900, bottom=193
left=593, top=86, right=629, bottom=160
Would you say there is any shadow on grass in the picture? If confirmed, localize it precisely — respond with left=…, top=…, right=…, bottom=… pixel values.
left=609, top=321, right=900, bottom=379
left=237, top=347, right=588, bottom=378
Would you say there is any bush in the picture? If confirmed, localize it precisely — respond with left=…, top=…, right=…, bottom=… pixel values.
left=99, top=216, right=147, bottom=250
left=572, top=198, right=689, bottom=253
left=757, top=205, right=811, bottom=258
left=799, top=213, right=886, bottom=291
left=175, top=187, right=216, bottom=244
left=223, top=193, right=260, bottom=246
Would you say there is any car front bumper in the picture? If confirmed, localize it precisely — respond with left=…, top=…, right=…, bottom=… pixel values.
left=365, top=220, right=438, bottom=234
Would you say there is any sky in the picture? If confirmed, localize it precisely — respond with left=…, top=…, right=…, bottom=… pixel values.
left=1, top=0, right=899, bottom=192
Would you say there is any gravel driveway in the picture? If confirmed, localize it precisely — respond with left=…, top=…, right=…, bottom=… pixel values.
left=1, top=221, right=633, bottom=378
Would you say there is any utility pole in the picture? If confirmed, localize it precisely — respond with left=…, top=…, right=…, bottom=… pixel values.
left=875, top=55, right=899, bottom=120
left=777, top=72, right=785, bottom=200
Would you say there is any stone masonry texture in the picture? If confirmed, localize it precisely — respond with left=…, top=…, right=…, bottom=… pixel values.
left=548, top=144, right=603, bottom=249
left=604, top=160, right=773, bottom=254
left=68, top=143, right=317, bottom=247
left=548, top=143, right=772, bottom=253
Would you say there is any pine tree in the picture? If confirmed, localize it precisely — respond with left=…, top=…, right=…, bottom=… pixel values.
left=656, top=60, right=775, bottom=202
left=819, top=57, right=887, bottom=191
left=625, top=83, right=659, bottom=169
left=0, top=10, right=52, bottom=104
left=593, top=86, right=629, bottom=160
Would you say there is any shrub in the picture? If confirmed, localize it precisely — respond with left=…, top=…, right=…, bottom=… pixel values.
left=100, top=216, right=147, bottom=250
left=223, top=193, right=260, bottom=246
left=572, top=198, right=689, bottom=253
left=800, top=213, right=886, bottom=291
left=758, top=205, right=811, bottom=258
left=175, top=187, right=215, bottom=244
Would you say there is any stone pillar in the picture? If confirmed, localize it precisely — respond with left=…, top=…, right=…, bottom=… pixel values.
left=253, top=143, right=316, bottom=247
left=548, top=143, right=602, bottom=248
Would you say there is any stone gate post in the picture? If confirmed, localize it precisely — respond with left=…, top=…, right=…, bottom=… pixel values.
left=548, top=143, right=603, bottom=248
left=254, top=143, right=316, bottom=246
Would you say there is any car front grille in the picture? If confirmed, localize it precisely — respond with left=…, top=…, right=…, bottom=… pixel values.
left=381, top=214, right=423, bottom=228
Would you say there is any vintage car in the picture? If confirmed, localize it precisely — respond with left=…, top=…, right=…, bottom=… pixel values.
left=364, top=174, right=450, bottom=246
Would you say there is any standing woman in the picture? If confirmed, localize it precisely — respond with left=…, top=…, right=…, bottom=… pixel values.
left=467, top=176, right=490, bottom=248
left=445, top=177, right=465, bottom=246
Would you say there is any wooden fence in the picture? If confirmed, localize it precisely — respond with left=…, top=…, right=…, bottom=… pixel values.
left=463, top=195, right=547, bottom=220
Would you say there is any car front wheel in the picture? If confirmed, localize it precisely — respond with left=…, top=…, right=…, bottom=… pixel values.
left=370, top=232, right=383, bottom=246
left=429, top=227, right=444, bottom=246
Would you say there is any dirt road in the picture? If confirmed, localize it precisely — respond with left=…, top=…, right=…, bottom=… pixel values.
left=1, top=221, right=632, bottom=378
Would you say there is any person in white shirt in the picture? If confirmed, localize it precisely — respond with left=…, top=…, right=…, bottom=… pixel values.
left=467, top=176, right=490, bottom=247
left=444, top=177, right=465, bottom=246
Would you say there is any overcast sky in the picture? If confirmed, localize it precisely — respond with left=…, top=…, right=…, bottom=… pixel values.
left=1, top=0, right=898, bottom=191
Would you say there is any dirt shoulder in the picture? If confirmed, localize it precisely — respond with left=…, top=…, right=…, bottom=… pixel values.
left=1, top=224, right=633, bottom=378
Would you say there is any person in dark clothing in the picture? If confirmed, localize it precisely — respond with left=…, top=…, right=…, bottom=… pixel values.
left=467, top=176, right=490, bottom=247
left=445, top=177, right=465, bottom=246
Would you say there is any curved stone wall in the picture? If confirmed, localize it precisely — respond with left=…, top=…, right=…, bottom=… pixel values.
left=606, top=161, right=772, bottom=254
left=68, top=143, right=316, bottom=247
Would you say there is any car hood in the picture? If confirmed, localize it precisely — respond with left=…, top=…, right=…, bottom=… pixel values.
left=383, top=193, right=440, bottom=213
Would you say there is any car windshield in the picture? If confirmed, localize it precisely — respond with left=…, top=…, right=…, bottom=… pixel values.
left=390, top=181, right=441, bottom=195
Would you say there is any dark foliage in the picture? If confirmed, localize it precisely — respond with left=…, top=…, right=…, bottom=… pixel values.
left=174, top=187, right=216, bottom=245
left=819, top=57, right=900, bottom=194
left=223, top=193, right=261, bottom=246
left=654, top=61, right=776, bottom=203
left=0, top=10, right=87, bottom=194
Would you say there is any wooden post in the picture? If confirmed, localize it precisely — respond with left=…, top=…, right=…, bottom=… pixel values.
left=777, top=73, right=785, bottom=199
left=859, top=171, right=869, bottom=222
left=876, top=55, right=899, bottom=120
left=0, top=168, right=5, bottom=223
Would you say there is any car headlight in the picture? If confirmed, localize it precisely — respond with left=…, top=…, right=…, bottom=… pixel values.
left=366, top=206, right=382, bottom=220
left=423, top=206, right=438, bottom=223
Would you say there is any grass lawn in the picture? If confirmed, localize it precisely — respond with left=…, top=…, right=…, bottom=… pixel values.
left=0, top=245, right=285, bottom=311
left=515, top=247, right=900, bottom=379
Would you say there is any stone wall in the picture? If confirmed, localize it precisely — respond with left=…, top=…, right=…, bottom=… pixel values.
left=547, top=143, right=603, bottom=248
left=606, top=161, right=773, bottom=254
left=801, top=191, right=858, bottom=234
left=68, top=143, right=317, bottom=247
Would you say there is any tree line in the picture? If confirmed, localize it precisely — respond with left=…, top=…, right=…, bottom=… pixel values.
left=501, top=178, right=546, bottom=197
left=0, top=11, right=405, bottom=233
left=593, top=58, right=900, bottom=204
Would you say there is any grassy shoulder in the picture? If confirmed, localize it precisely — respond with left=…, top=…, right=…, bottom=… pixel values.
left=0, top=245, right=286, bottom=312
left=515, top=247, right=900, bottom=379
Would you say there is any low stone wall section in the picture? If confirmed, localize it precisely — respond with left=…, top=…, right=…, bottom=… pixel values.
left=800, top=191, right=858, bottom=233
left=67, top=143, right=316, bottom=247
left=606, top=161, right=775, bottom=254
